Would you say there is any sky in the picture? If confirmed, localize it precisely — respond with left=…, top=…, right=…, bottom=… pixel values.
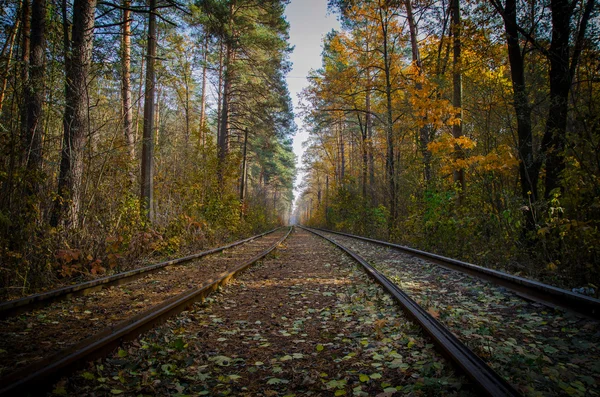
left=284, top=0, right=340, bottom=209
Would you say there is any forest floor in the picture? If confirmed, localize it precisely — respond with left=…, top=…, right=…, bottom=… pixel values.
left=0, top=228, right=257, bottom=302
left=52, top=228, right=474, bottom=396
left=320, top=232, right=600, bottom=397
left=0, top=230, right=288, bottom=377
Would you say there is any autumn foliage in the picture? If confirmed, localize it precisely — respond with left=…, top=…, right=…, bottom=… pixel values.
left=0, top=0, right=295, bottom=298
left=295, top=0, right=599, bottom=289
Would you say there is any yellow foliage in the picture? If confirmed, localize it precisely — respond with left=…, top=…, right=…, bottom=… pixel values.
left=429, top=133, right=517, bottom=176
left=428, top=134, right=478, bottom=154
left=405, top=69, right=459, bottom=128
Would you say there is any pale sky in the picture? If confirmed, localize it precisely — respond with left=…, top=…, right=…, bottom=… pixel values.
left=284, top=0, right=340, bottom=206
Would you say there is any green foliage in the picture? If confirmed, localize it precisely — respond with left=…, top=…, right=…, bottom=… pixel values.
left=0, top=0, right=296, bottom=298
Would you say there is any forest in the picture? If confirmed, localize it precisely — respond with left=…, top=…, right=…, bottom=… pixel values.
left=0, top=0, right=296, bottom=298
left=294, top=0, right=599, bottom=290
left=0, top=0, right=598, bottom=299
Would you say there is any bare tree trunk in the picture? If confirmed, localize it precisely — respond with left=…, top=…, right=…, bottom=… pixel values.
left=19, top=0, right=31, bottom=155
left=317, top=173, right=322, bottom=207
left=51, top=0, right=96, bottom=228
left=23, top=0, right=46, bottom=188
left=198, top=34, right=208, bottom=148
left=491, top=0, right=537, bottom=235
left=121, top=0, right=134, bottom=167
left=184, top=73, right=190, bottom=143
left=542, top=0, right=594, bottom=198
left=451, top=0, right=465, bottom=204
left=339, top=120, right=345, bottom=183
left=325, top=174, right=329, bottom=225
left=358, top=113, right=367, bottom=199
left=141, top=0, right=156, bottom=221
left=0, top=17, right=19, bottom=115
left=216, top=39, right=223, bottom=147
left=366, top=69, right=374, bottom=203
left=378, top=7, right=396, bottom=233
left=405, top=0, right=433, bottom=184
left=134, top=35, right=145, bottom=141
left=217, top=40, right=232, bottom=186
left=239, top=127, right=248, bottom=207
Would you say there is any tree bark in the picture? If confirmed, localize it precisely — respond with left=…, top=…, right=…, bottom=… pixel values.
left=216, top=38, right=223, bottom=149
left=339, top=119, right=345, bottom=183
left=51, top=0, right=96, bottom=228
left=0, top=16, right=19, bottom=115
left=217, top=39, right=232, bottom=186
left=325, top=174, right=329, bottom=225
left=542, top=0, right=594, bottom=198
left=491, top=0, right=537, bottom=234
left=378, top=6, right=396, bottom=233
left=19, top=0, right=31, bottom=156
left=366, top=69, right=375, bottom=203
left=451, top=0, right=465, bottom=203
left=121, top=0, right=135, bottom=166
left=198, top=34, right=208, bottom=148
left=405, top=0, right=433, bottom=185
left=141, top=0, right=157, bottom=221
left=239, top=127, right=248, bottom=204
left=358, top=112, right=367, bottom=199
left=23, top=0, right=46, bottom=188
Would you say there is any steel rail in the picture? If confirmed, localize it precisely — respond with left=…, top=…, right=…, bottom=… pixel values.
left=300, top=226, right=521, bottom=397
left=0, top=227, right=282, bottom=319
left=312, top=227, right=600, bottom=319
left=0, top=227, right=292, bottom=397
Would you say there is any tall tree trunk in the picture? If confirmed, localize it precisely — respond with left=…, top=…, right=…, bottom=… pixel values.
left=542, top=0, right=594, bottom=198
left=51, top=0, right=96, bottom=228
left=0, top=17, right=19, bottom=115
left=325, top=174, right=329, bottom=225
left=217, top=40, right=232, bottom=186
left=182, top=61, right=190, bottom=142
left=378, top=7, right=396, bottom=233
left=23, top=0, right=46, bottom=191
left=339, top=120, right=345, bottom=183
left=358, top=113, right=367, bottom=199
left=366, top=69, right=375, bottom=203
left=19, top=0, right=31, bottom=156
left=491, top=0, right=537, bottom=234
left=216, top=39, right=223, bottom=148
left=239, top=127, right=248, bottom=203
left=141, top=0, right=156, bottom=221
left=121, top=0, right=134, bottom=167
left=134, top=32, right=145, bottom=141
left=198, top=34, right=208, bottom=148
left=405, top=0, right=432, bottom=184
left=451, top=0, right=465, bottom=203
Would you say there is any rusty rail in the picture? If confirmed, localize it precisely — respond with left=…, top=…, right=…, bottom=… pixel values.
left=0, top=227, right=291, bottom=396
left=301, top=226, right=521, bottom=397
left=312, top=227, right=600, bottom=319
left=0, top=227, right=282, bottom=319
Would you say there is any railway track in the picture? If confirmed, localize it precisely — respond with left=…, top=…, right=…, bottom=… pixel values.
left=304, top=227, right=600, bottom=396
left=0, top=227, right=291, bottom=396
left=312, top=227, right=600, bottom=318
left=0, top=227, right=281, bottom=319
left=300, top=226, right=520, bottom=397
left=52, top=226, right=477, bottom=396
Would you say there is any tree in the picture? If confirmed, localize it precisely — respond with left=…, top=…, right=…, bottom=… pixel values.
left=140, top=0, right=157, bottom=221
left=490, top=0, right=596, bottom=235
left=541, top=0, right=595, bottom=197
left=122, top=0, right=135, bottom=166
left=23, top=0, right=46, bottom=194
left=451, top=0, right=465, bottom=202
left=51, top=0, right=97, bottom=228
